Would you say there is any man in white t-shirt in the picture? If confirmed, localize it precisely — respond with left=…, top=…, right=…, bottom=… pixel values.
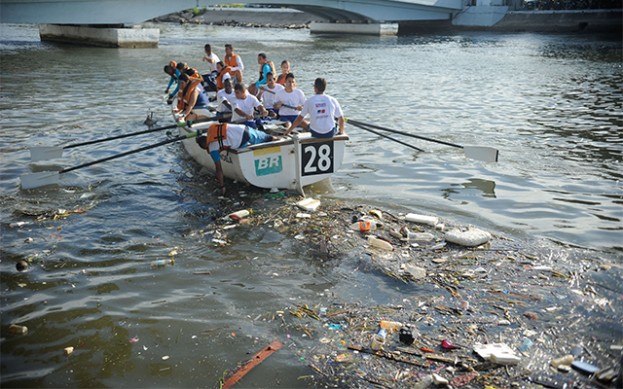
left=201, top=44, right=220, bottom=92
left=231, top=83, right=268, bottom=128
left=285, top=77, right=345, bottom=138
left=215, top=75, right=235, bottom=121
left=274, top=73, right=306, bottom=125
left=260, top=72, right=284, bottom=118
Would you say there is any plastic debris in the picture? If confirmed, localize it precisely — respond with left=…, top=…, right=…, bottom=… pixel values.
left=151, top=259, right=174, bottom=268
left=16, top=261, right=29, bottom=272
left=228, top=209, right=250, bottom=221
left=222, top=340, right=283, bottom=389
left=551, top=354, right=574, bottom=369
left=399, top=327, right=415, bottom=345
left=440, top=339, right=459, bottom=350
left=8, top=324, right=28, bottom=335
left=368, top=236, right=393, bottom=251
left=432, top=373, right=449, bottom=385
left=63, top=346, right=74, bottom=356
left=371, top=328, right=387, bottom=351
left=444, top=226, right=491, bottom=247
left=296, top=198, right=321, bottom=212
left=473, top=343, right=521, bottom=365
left=379, top=320, right=402, bottom=332
left=405, top=213, right=439, bottom=226
left=571, top=360, right=600, bottom=375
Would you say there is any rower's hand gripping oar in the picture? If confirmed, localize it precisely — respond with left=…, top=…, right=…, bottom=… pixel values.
left=30, top=115, right=227, bottom=162
left=21, top=131, right=202, bottom=190
left=347, top=119, right=499, bottom=163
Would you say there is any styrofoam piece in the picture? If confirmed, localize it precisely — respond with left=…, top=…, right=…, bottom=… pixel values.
left=405, top=213, right=439, bottom=226
left=296, top=198, right=321, bottom=212
left=473, top=343, right=520, bottom=365
left=368, top=236, right=393, bottom=251
left=445, top=226, right=492, bottom=247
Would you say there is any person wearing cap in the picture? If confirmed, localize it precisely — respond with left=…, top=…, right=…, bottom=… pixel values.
left=231, top=83, right=268, bottom=128
left=223, top=44, right=244, bottom=84
left=285, top=77, right=345, bottom=138
left=164, top=60, right=181, bottom=103
left=175, top=73, right=211, bottom=122
left=195, top=123, right=276, bottom=194
left=260, top=72, right=284, bottom=118
left=215, top=76, right=235, bottom=121
left=274, top=73, right=306, bottom=126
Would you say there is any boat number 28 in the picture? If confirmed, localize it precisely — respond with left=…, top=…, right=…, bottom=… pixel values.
left=301, top=141, right=334, bottom=176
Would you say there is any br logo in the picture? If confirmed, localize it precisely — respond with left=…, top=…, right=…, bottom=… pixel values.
left=255, top=155, right=283, bottom=176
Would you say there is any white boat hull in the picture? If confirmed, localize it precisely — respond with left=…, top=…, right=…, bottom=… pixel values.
left=178, top=122, right=348, bottom=195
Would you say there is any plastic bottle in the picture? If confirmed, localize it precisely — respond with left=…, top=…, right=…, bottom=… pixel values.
left=405, top=213, right=439, bottom=226
left=551, top=354, right=574, bottom=369
left=151, top=258, right=174, bottom=268
left=379, top=320, right=403, bottom=332
left=371, top=328, right=387, bottom=351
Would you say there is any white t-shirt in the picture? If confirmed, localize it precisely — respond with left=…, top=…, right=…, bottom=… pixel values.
left=231, top=94, right=262, bottom=123
left=261, top=84, right=284, bottom=109
left=275, top=88, right=306, bottom=117
left=300, top=94, right=343, bottom=134
left=216, top=88, right=235, bottom=113
left=208, top=123, right=245, bottom=155
left=203, top=52, right=220, bottom=73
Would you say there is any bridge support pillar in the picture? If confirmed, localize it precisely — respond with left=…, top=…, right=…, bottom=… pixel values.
left=39, top=24, right=159, bottom=48
left=310, top=22, right=399, bottom=35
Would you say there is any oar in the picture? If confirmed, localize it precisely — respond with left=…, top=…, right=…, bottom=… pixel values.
left=347, top=119, right=499, bottom=163
left=30, top=115, right=228, bottom=162
left=350, top=121, right=424, bottom=152
left=21, top=131, right=202, bottom=190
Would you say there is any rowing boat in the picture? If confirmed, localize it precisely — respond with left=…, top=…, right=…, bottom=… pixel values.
left=176, top=118, right=349, bottom=196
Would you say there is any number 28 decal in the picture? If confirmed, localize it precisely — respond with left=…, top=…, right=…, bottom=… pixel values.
left=301, top=141, right=334, bottom=176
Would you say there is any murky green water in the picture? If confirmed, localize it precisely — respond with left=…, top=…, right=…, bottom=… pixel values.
left=1, top=23, right=621, bottom=387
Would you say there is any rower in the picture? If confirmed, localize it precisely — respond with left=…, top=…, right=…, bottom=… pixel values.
left=195, top=123, right=277, bottom=195
left=260, top=72, right=284, bottom=118
left=216, top=75, right=235, bottom=122
left=231, top=83, right=268, bottom=129
left=201, top=44, right=220, bottom=92
left=274, top=73, right=306, bottom=127
left=176, top=73, right=211, bottom=123
left=164, top=60, right=181, bottom=104
left=223, top=44, right=244, bottom=84
left=285, top=77, right=345, bottom=138
left=248, top=52, right=276, bottom=97
left=276, top=60, right=290, bottom=85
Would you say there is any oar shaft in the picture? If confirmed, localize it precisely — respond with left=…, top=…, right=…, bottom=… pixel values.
left=348, top=119, right=463, bottom=149
left=353, top=122, right=424, bottom=152
left=60, top=131, right=200, bottom=174
left=63, top=116, right=224, bottom=150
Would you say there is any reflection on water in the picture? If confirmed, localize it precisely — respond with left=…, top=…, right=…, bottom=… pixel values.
left=1, top=23, right=622, bottom=388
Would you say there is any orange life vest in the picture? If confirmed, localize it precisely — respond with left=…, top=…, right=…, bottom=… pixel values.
left=177, top=79, right=203, bottom=111
left=224, top=53, right=239, bottom=69
left=206, top=123, right=228, bottom=150
left=276, top=74, right=286, bottom=85
left=216, top=66, right=232, bottom=90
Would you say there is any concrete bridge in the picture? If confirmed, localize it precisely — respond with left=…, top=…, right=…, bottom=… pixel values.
left=1, top=0, right=470, bottom=46
left=1, top=0, right=462, bottom=25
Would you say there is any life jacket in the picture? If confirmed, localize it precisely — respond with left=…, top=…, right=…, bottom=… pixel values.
left=224, top=53, right=239, bottom=69
left=206, top=123, right=228, bottom=150
left=258, top=62, right=274, bottom=82
left=276, top=73, right=286, bottom=85
left=216, top=66, right=232, bottom=90
left=178, top=79, right=203, bottom=111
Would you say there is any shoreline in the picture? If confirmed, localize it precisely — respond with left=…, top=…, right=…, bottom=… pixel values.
left=151, top=6, right=622, bottom=34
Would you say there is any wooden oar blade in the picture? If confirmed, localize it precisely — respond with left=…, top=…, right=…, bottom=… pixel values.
left=463, top=146, right=499, bottom=162
left=20, top=171, right=61, bottom=189
left=30, top=146, right=63, bottom=162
